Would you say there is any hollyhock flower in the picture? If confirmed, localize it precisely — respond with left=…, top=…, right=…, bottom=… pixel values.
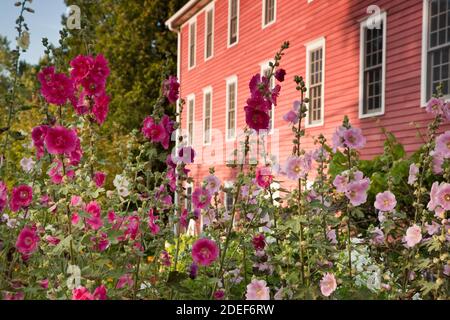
left=68, top=136, right=83, bottom=166
left=92, top=93, right=110, bottom=125
left=343, top=127, right=366, bottom=149
left=142, top=117, right=167, bottom=143
left=72, top=287, right=94, bottom=300
left=148, top=209, right=160, bottom=235
left=0, top=181, right=7, bottom=213
left=283, top=110, right=299, bottom=124
left=85, top=201, right=103, bottom=230
left=107, top=211, right=116, bottom=224
left=245, top=106, right=271, bottom=132
left=31, top=125, right=48, bottom=158
left=313, top=147, right=329, bottom=161
left=432, top=151, right=445, bottom=175
left=425, top=221, right=441, bottom=235
left=178, top=146, right=196, bottom=164
left=93, top=171, right=106, bottom=188
left=427, top=182, right=442, bottom=213
left=70, top=55, right=94, bottom=83
left=345, top=178, right=370, bottom=207
left=192, top=187, right=212, bottom=210
left=274, top=68, right=286, bottom=82
left=113, top=175, right=130, bottom=197
left=10, top=185, right=33, bottom=212
left=284, top=155, right=311, bottom=180
left=123, top=215, right=140, bottom=240
left=160, top=114, right=175, bottom=149
left=255, top=167, right=273, bottom=189
left=192, top=238, right=219, bottom=266
left=91, top=232, right=110, bottom=252
left=408, top=163, right=419, bottom=185
left=37, top=66, right=74, bottom=106
left=371, top=227, right=385, bottom=245
left=4, top=292, right=24, bottom=300
left=93, top=285, right=107, bottom=300
left=271, top=84, right=281, bottom=105
left=245, top=279, right=270, bottom=300
left=71, top=213, right=80, bottom=225
left=15, top=226, right=39, bottom=255
left=180, top=209, right=188, bottom=229
left=44, top=126, right=78, bottom=155
left=45, top=235, right=60, bottom=246
left=204, top=175, right=221, bottom=194
left=404, top=224, right=422, bottom=248
left=374, top=191, right=397, bottom=212
left=327, top=229, right=338, bottom=244
left=160, top=250, right=172, bottom=267
left=435, top=131, right=450, bottom=158
left=48, top=159, right=63, bottom=184
left=252, top=234, right=266, bottom=251
left=163, top=75, right=180, bottom=104
left=39, top=279, right=49, bottom=289
left=425, top=97, right=444, bottom=115
left=116, top=274, right=134, bottom=289
left=320, top=273, right=337, bottom=297
left=214, top=290, right=225, bottom=300
left=189, top=263, right=198, bottom=279
left=436, top=183, right=450, bottom=210
left=90, top=54, right=110, bottom=83
left=20, top=157, right=35, bottom=173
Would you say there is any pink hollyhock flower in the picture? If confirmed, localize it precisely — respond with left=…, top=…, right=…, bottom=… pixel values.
left=245, top=279, right=270, bottom=300
left=160, top=114, right=175, bottom=149
left=180, top=208, right=188, bottom=229
left=333, top=173, right=349, bottom=193
left=44, top=126, right=78, bottom=155
left=284, top=155, right=312, bottom=180
left=327, top=229, right=338, bottom=244
left=162, top=75, right=180, bottom=104
left=425, top=221, right=441, bottom=235
left=345, top=178, right=370, bottom=207
left=148, top=209, right=160, bottom=235
left=31, top=125, right=48, bottom=159
left=37, top=66, right=74, bottom=106
left=436, top=183, right=450, bottom=210
left=0, top=181, right=7, bottom=213
left=178, top=146, right=196, bottom=164
left=16, top=226, right=39, bottom=255
left=45, top=235, right=61, bottom=245
left=160, top=250, right=172, bottom=267
left=214, top=290, right=225, bottom=300
left=70, top=195, right=83, bottom=207
left=432, top=151, right=445, bottom=175
left=92, top=93, right=110, bottom=125
left=124, top=215, right=140, bottom=240
left=320, top=273, right=337, bottom=297
left=252, top=234, right=266, bottom=251
left=332, top=126, right=346, bottom=151
left=68, top=135, right=83, bottom=166
left=72, top=287, right=94, bottom=300
left=427, top=182, right=442, bottom=213
left=255, top=167, right=273, bottom=189
left=408, top=163, right=419, bottom=185
left=192, top=238, right=219, bottom=266
left=107, top=210, right=116, bottom=224
left=39, top=279, right=49, bottom=289
left=91, top=232, right=110, bottom=252
left=371, top=227, right=385, bottom=245
left=93, top=285, right=107, bottom=300
left=343, top=127, right=366, bottom=149
left=116, top=274, right=134, bottom=289
left=48, top=159, right=63, bottom=184
left=245, top=106, right=271, bottom=132
left=70, top=55, right=94, bottom=83
left=10, top=185, right=33, bottom=212
left=204, top=175, right=221, bottom=194
left=274, top=68, right=286, bottom=82
left=435, top=131, right=450, bottom=159
left=374, top=191, right=397, bottom=212
left=3, top=292, right=24, bottom=300
left=313, top=147, right=329, bottom=161
left=283, top=110, right=299, bottom=124
left=85, top=201, right=103, bottom=230
left=404, top=224, right=422, bottom=248
left=425, top=97, right=444, bottom=115
left=93, top=171, right=106, bottom=188
left=71, top=212, right=80, bottom=225
left=192, top=187, right=212, bottom=210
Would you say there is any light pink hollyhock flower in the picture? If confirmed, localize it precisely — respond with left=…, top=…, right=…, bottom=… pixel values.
left=284, top=155, right=310, bottom=180
left=20, top=157, right=35, bottom=173
left=204, top=175, right=221, bottom=194
left=333, top=174, right=349, bottom=193
left=427, top=182, right=442, bottom=213
left=374, top=191, right=397, bottom=212
left=404, top=224, right=422, bottom=248
left=327, top=229, right=338, bottom=245
left=435, top=131, right=450, bottom=158
left=425, top=221, right=441, bottom=235
left=425, top=97, right=444, bottom=115
left=39, top=279, right=49, bottom=289
left=255, top=167, right=273, bottom=189
left=10, top=185, right=33, bottom=212
left=408, top=163, right=419, bottom=185
left=320, top=273, right=337, bottom=297
left=332, top=126, right=346, bottom=152
left=283, top=110, right=299, bottom=124
left=371, top=227, right=385, bottom=245
left=245, top=279, right=270, bottom=300
left=15, top=226, right=39, bottom=255
left=345, top=178, right=370, bottom=207
left=343, top=127, right=366, bottom=149
left=44, top=126, right=78, bottom=155
left=148, top=209, right=160, bottom=235
left=432, top=151, right=445, bottom=175
left=45, top=235, right=61, bottom=246
left=192, top=187, right=212, bottom=210
left=85, top=201, right=103, bottom=230
left=93, top=285, right=107, bottom=300
left=192, top=238, right=219, bottom=266
left=0, top=181, right=7, bottom=213
left=72, top=287, right=94, bottom=300
left=436, top=183, right=450, bottom=210
left=116, top=274, right=134, bottom=289
left=93, top=171, right=106, bottom=188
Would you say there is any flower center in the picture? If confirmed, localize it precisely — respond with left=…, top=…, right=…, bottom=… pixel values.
left=200, top=248, right=210, bottom=259
left=56, top=136, right=65, bottom=147
left=24, top=236, right=32, bottom=246
left=294, top=165, right=301, bottom=173
left=445, top=194, right=450, bottom=202
left=20, top=191, right=28, bottom=200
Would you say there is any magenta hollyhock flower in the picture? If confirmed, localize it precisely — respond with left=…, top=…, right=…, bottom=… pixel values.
left=72, top=287, right=94, bottom=300
left=404, top=224, right=422, bottom=248
left=148, top=209, right=160, bottom=235
left=70, top=55, right=94, bottom=83
left=93, top=285, right=107, bottom=300
left=162, top=75, right=180, bottom=104
left=48, top=159, right=63, bottom=185
left=255, top=167, right=273, bottom=189
left=192, top=238, right=219, bottom=266
left=90, top=54, right=110, bottom=83
left=15, top=226, right=39, bottom=255
left=214, top=290, right=225, bottom=300
left=92, top=93, right=110, bottom=125
left=3, top=292, right=25, bottom=300
left=192, top=187, right=212, bottom=210
left=189, top=262, right=198, bottom=279
left=93, top=171, right=106, bottom=188
left=345, top=178, right=370, bottom=207
left=252, top=234, right=266, bottom=251
left=0, top=181, right=7, bottom=213
left=274, top=68, right=286, bottom=82
left=160, top=114, right=175, bottom=149
left=204, top=175, right=221, bottom=194
left=408, top=163, right=419, bottom=185
left=435, top=131, right=450, bottom=158
left=436, top=183, right=450, bottom=210
left=91, top=232, right=110, bottom=252
left=374, top=191, right=397, bottom=212
left=320, top=273, right=337, bottom=297
left=10, top=185, right=33, bottom=212
left=116, top=274, right=134, bottom=289
left=31, top=125, right=48, bottom=159
left=245, top=106, right=271, bottom=132
left=180, top=208, right=188, bottom=229
left=39, top=279, right=49, bottom=289
left=45, top=235, right=60, bottom=246
left=37, top=66, right=74, bottom=106
left=44, top=126, right=78, bottom=155
left=124, top=215, right=140, bottom=240
left=142, top=115, right=173, bottom=150
left=245, top=279, right=270, bottom=300
left=160, top=250, right=172, bottom=267
left=425, top=97, right=444, bottom=115
left=85, top=201, right=103, bottom=230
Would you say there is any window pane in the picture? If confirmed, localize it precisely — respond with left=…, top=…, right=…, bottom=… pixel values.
left=309, top=47, right=323, bottom=123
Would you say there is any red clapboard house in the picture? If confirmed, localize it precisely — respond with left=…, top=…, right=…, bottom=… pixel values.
left=166, top=0, right=450, bottom=203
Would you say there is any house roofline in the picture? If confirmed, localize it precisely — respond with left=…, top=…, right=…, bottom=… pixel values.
left=166, top=0, right=211, bottom=32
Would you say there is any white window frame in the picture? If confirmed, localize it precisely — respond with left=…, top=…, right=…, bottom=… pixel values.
left=188, top=17, right=197, bottom=70
left=228, top=0, right=240, bottom=48
left=260, top=59, right=275, bottom=134
left=203, top=86, right=213, bottom=146
left=185, top=182, right=193, bottom=212
left=359, top=12, right=387, bottom=119
left=204, top=2, right=215, bottom=61
left=186, top=94, right=195, bottom=146
left=305, top=37, right=325, bottom=128
left=226, top=75, right=238, bottom=142
left=262, top=0, right=277, bottom=29
left=224, top=181, right=235, bottom=213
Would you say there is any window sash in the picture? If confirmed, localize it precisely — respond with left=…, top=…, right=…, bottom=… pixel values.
left=229, top=0, right=238, bottom=44
left=227, top=82, right=236, bottom=139
left=264, top=0, right=275, bottom=25
left=206, top=10, right=213, bottom=58
left=189, top=22, right=196, bottom=67
left=309, top=48, right=323, bottom=124
left=188, top=99, right=194, bottom=145
left=204, top=92, right=211, bottom=144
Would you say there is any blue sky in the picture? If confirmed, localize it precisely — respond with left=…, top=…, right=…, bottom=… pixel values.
left=0, top=0, right=67, bottom=65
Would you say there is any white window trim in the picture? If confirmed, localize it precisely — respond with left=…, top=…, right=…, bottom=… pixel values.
left=262, top=0, right=277, bottom=29
left=225, top=75, right=238, bottom=142
left=186, top=94, right=195, bottom=146
left=227, top=0, right=240, bottom=48
left=359, top=12, right=387, bottom=119
left=188, top=17, right=197, bottom=70
left=223, top=181, right=235, bottom=213
left=305, top=37, right=326, bottom=128
left=260, top=59, right=275, bottom=134
left=202, top=86, right=213, bottom=146
left=204, top=2, right=215, bottom=61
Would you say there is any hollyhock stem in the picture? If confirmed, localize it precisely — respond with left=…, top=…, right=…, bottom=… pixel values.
left=133, top=255, right=141, bottom=299
left=345, top=147, right=353, bottom=281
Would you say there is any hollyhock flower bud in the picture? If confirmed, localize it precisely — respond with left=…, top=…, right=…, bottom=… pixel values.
left=45, top=235, right=60, bottom=246
left=245, top=279, right=270, bottom=300
left=192, top=187, right=212, bottom=210
left=408, top=163, right=419, bottom=185
left=374, top=191, right=397, bottom=212
left=16, top=226, right=39, bottom=255
left=274, top=68, right=286, bottom=82
left=252, top=234, right=266, bottom=251
left=192, top=238, right=219, bottom=266
left=0, top=181, right=8, bottom=213
left=10, top=185, right=33, bottom=212
left=189, top=262, right=198, bottom=279
left=39, top=279, right=49, bottom=289
left=148, top=209, right=160, bottom=235
left=214, top=290, right=225, bottom=300
left=320, top=273, right=337, bottom=297
left=44, top=126, right=78, bottom=155
left=404, top=224, right=422, bottom=248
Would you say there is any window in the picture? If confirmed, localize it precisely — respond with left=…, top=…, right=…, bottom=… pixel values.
left=262, top=0, right=276, bottom=27
left=228, top=0, right=239, bottom=46
left=224, top=182, right=234, bottom=212
left=360, top=12, right=386, bottom=117
left=205, top=6, right=214, bottom=60
left=261, top=62, right=275, bottom=132
left=187, top=95, right=195, bottom=146
left=185, top=185, right=192, bottom=212
left=203, top=87, right=212, bottom=145
left=422, top=0, right=450, bottom=104
left=305, top=38, right=325, bottom=126
left=226, top=77, right=237, bottom=140
left=188, top=20, right=196, bottom=69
